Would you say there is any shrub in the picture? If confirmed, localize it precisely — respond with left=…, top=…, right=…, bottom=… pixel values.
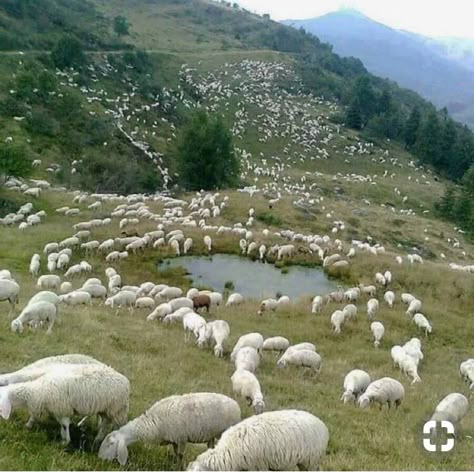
left=0, top=144, right=33, bottom=184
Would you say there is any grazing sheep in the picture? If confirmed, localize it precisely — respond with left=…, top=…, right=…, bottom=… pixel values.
left=147, top=303, right=172, bottom=321
left=231, top=369, right=265, bottom=414
left=262, top=336, right=290, bottom=353
left=459, top=359, right=474, bottom=386
left=331, top=310, right=345, bottom=334
left=0, top=363, right=129, bottom=445
left=342, top=304, right=357, bottom=321
left=11, top=301, right=57, bottom=334
left=277, top=349, right=321, bottom=374
left=0, top=279, right=20, bottom=313
left=196, top=320, right=230, bottom=357
left=182, top=312, right=206, bottom=342
left=37, top=275, right=60, bottom=291
left=430, top=393, right=469, bottom=434
left=135, top=297, right=155, bottom=310
left=358, top=377, right=405, bottom=409
left=105, top=291, right=136, bottom=313
left=187, top=410, right=329, bottom=472
left=413, top=313, right=432, bottom=336
left=375, top=272, right=387, bottom=286
left=285, top=342, right=316, bottom=354
left=234, top=347, right=260, bottom=373
left=59, top=291, right=92, bottom=306
left=226, top=293, right=244, bottom=306
left=367, top=299, right=379, bottom=320
left=29, top=255, right=40, bottom=277
left=98, top=393, right=241, bottom=465
left=406, top=299, right=422, bottom=317
left=204, top=235, right=212, bottom=253
left=384, top=291, right=395, bottom=308
left=230, top=333, right=264, bottom=361
left=341, top=369, right=371, bottom=404
left=193, top=294, right=211, bottom=313
left=359, top=284, right=376, bottom=297
left=183, top=238, right=193, bottom=255
left=311, top=295, right=325, bottom=314
left=370, top=321, right=385, bottom=348
left=257, top=298, right=278, bottom=316
left=156, top=286, right=183, bottom=302
left=43, top=242, right=59, bottom=254
left=169, top=297, right=194, bottom=311
left=401, top=293, right=416, bottom=305
left=60, top=282, right=73, bottom=294
left=27, top=291, right=59, bottom=307
left=80, top=284, right=107, bottom=300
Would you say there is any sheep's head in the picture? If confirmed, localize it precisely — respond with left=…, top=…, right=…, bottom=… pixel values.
left=0, top=388, right=12, bottom=419
left=10, top=319, right=23, bottom=334
left=276, top=359, right=286, bottom=369
left=341, top=390, right=355, bottom=404
left=252, top=398, right=265, bottom=414
left=357, top=394, right=370, bottom=409
left=98, top=431, right=128, bottom=466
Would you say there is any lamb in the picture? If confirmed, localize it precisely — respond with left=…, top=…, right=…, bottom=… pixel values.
left=193, top=294, right=211, bottom=313
left=59, top=291, right=92, bottom=306
left=0, top=279, right=20, bottom=313
left=135, top=297, right=155, bottom=309
left=341, top=369, right=371, bottom=404
left=37, top=275, right=60, bottom=291
left=367, top=298, right=379, bottom=320
left=331, top=310, right=345, bottom=334
left=342, top=304, right=357, bottom=321
left=234, top=347, right=260, bottom=373
left=11, top=301, right=57, bottom=334
left=406, top=298, right=422, bottom=317
left=311, top=295, right=325, bottom=314
left=230, top=333, right=264, bottom=361
left=0, top=354, right=104, bottom=386
left=384, top=290, right=395, bottom=308
left=413, top=313, right=432, bottom=336
left=262, top=336, right=290, bottom=353
left=186, top=410, right=329, bottom=472
left=358, top=377, right=405, bottom=409
left=391, top=346, right=421, bottom=384
left=182, top=312, right=206, bottom=342
left=226, top=293, right=244, bottom=306
left=0, top=363, right=129, bottom=445
left=277, top=349, right=321, bottom=374
left=370, top=321, right=385, bottom=348
left=196, top=320, right=230, bottom=357
left=231, top=369, right=265, bottom=414
left=429, top=393, right=469, bottom=434
left=98, top=393, right=241, bottom=465
left=105, top=291, right=136, bottom=313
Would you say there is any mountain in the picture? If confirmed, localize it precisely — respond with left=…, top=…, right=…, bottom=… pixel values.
left=424, top=36, right=474, bottom=72
left=283, top=9, right=474, bottom=128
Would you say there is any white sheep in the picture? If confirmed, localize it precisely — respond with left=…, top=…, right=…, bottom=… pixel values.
left=277, top=349, right=321, bottom=374
left=331, top=310, right=345, bottom=334
left=37, top=275, right=60, bottom=291
left=430, top=393, right=469, bottom=434
left=147, top=302, right=172, bottom=321
left=234, top=347, right=260, bottom=373
left=413, top=313, right=432, bottom=336
left=359, top=283, right=376, bottom=297
left=262, top=336, right=290, bottom=353
left=28, top=291, right=59, bottom=306
left=169, top=297, right=194, bottom=311
left=156, top=286, right=183, bottom=302
left=370, top=321, right=385, bottom=348
left=342, top=303, right=357, bottom=321
left=285, top=342, right=316, bottom=354
left=0, top=363, right=129, bottom=445
left=105, top=291, right=136, bottom=313
left=81, top=283, right=107, bottom=300
left=358, top=377, right=405, bottom=409
left=196, top=320, right=230, bottom=357
left=59, top=290, right=92, bottom=306
left=135, top=297, right=155, bottom=309
left=230, top=332, right=264, bottom=361
left=187, top=410, right=329, bottom=471
left=182, top=312, right=206, bottom=342
left=43, top=242, right=59, bottom=254
left=204, top=235, right=212, bottom=253
left=311, top=295, right=325, bottom=314
left=231, top=369, right=265, bottom=414
left=226, top=293, right=244, bottom=306
left=384, top=290, right=395, bottom=308
left=29, top=255, right=40, bottom=277
left=98, top=393, right=241, bottom=465
left=367, top=298, right=379, bottom=320
left=0, top=279, right=20, bottom=313
left=401, top=293, right=416, bottom=305
left=341, top=369, right=371, bottom=404
left=11, top=301, right=57, bottom=334
left=60, top=282, right=73, bottom=294
left=459, top=359, right=474, bottom=386
left=257, top=298, right=278, bottom=316
left=406, top=298, right=422, bottom=317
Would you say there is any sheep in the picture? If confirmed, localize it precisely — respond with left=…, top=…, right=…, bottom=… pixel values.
left=285, top=342, right=316, bottom=354
left=375, top=272, right=387, bottom=286
left=105, top=291, right=136, bottom=313
left=384, top=270, right=392, bottom=284
left=0, top=363, right=129, bottom=445
left=43, top=242, right=59, bottom=254
left=234, top=347, right=260, bottom=373
left=196, top=320, right=230, bottom=357
left=359, top=284, right=376, bottom=297
left=147, top=303, right=172, bottom=321
left=226, top=293, right=244, bottom=306
left=277, top=349, right=321, bottom=374
left=0, top=279, right=20, bottom=314
left=429, top=393, right=469, bottom=435
left=277, top=295, right=290, bottom=309
left=59, top=291, right=92, bottom=306
left=358, top=377, right=405, bottom=409
left=413, top=313, right=432, bottom=336
left=401, top=293, right=416, bottom=305
left=204, top=235, right=212, bottom=253
left=83, top=278, right=103, bottom=288
left=162, top=308, right=193, bottom=325
left=311, top=295, right=325, bottom=314
left=459, top=359, right=474, bottom=386
left=262, top=336, right=290, bottom=353
left=11, top=301, right=57, bottom=334
left=28, top=291, right=59, bottom=307
left=29, top=255, right=40, bottom=277
left=59, top=282, right=73, bottom=294
left=0, top=269, right=13, bottom=280
left=182, top=312, right=206, bottom=342
left=230, top=333, right=264, bottom=361
left=169, top=239, right=180, bottom=256
left=403, top=338, right=424, bottom=364
left=367, top=298, right=379, bottom=320
left=192, top=294, right=211, bottom=313
left=277, top=244, right=295, bottom=260
left=0, top=354, right=104, bottom=386
left=187, top=410, right=329, bottom=472
left=108, top=274, right=122, bottom=294
left=371, top=321, right=385, bottom=348
left=231, top=369, right=265, bottom=414
left=156, top=286, right=183, bottom=302
left=331, top=310, right=345, bottom=334
left=341, top=369, right=371, bottom=404
left=37, top=275, right=60, bottom=291
left=80, top=284, right=107, bottom=300
left=208, top=291, right=222, bottom=307
left=257, top=298, right=277, bottom=316
left=183, top=238, right=193, bottom=254
left=59, top=236, right=80, bottom=249
left=406, top=298, right=422, bottom=317
left=135, top=297, right=155, bottom=310
left=392, top=347, right=421, bottom=384
left=342, top=304, right=357, bottom=321
left=383, top=290, right=395, bottom=308
left=98, top=393, right=241, bottom=465
left=169, top=297, right=194, bottom=311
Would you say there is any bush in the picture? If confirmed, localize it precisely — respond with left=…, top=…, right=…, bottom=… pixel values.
left=0, top=144, right=33, bottom=183
left=256, top=211, right=283, bottom=227
left=51, top=36, right=86, bottom=70
left=176, top=110, right=240, bottom=191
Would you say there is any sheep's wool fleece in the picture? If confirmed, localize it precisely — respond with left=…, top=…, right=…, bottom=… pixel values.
left=127, top=393, right=241, bottom=444
left=189, top=410, right=329, bottom=471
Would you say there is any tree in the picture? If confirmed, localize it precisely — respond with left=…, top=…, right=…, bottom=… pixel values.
left=377, top=88, right=392, bottom=115
left=346, top=98, right=362, bottom=130
left=352, top=76, right=377, bottom=126
left=113, top=16, right=130, bottom=37
left=415, top=110, right=442, bottom=165
left=51, top=36, right=86, bottom=70
left=176, top=110, right=240, bottom=191
left=0, top=144, right=33, bottom=184
left=436, top=186, right=456, bottom=218
left=404, top=107, right=421, bottom=150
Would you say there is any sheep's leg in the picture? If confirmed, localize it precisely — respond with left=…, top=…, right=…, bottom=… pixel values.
left=207, top=438, right=215, bottom=449
left=26, top=415, right=36, bottom=429
left=172, top=442, right=185, bottom=462
left=46, top=318, right=55, bottom=335
left=93, top=415, right=110, bottom=449
left=58, top=417, right=71, bottom=444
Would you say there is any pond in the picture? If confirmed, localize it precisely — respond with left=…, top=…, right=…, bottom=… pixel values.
left=158, top=254, right=338, bottom=300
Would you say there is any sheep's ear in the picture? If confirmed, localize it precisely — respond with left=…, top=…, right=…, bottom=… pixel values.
left=117, top=439, right=128, bottom=466
left=0, top=392, right=12, bottom=420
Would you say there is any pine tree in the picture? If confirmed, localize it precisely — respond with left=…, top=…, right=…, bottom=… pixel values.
left=437, top=186, right=456, bottom=218
left=346, top=98, right=362, bottom=129
left=404, top=107, right=421, bottom=150
left=415, top=110, right=442, bottom=165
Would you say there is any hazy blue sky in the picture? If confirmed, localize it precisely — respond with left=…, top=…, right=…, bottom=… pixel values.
left=236, top=0, right=474, bottom=38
